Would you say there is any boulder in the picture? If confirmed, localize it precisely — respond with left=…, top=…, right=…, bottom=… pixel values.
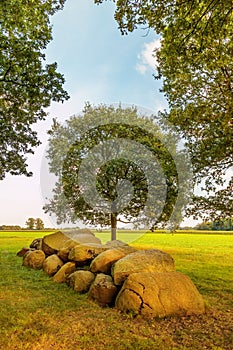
left=42, top=254, right=64, bottom=276
left=88, top=273, right=118, bottom=307
left=105, top=240, right=129, bottom=248
left=52, top=262, right=76, bottom=283
left=57, top=239, right=80, bottom=262
left=67, top=270, right=95, bottom=293
left=17, top=247, right=30, bottom=257
left=67, top=233, right=101, bottom=245
left=90, top=246, right=136, bottom=274
left=42, top=231, right=71, bottom=255
left=64, top=228, right=95, bottom=236
left=30, top=238, right=42, bottom=250
left=68, top=243, right=109, bottom=265
left=112, top=249, right=175, bottom=285
left=42, top=231, right=101, bottom=256
left=22, top=250, right=45, bottom=269
left=115, top=272, right=205, bottom=317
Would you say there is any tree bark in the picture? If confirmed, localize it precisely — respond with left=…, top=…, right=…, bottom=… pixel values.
left=111, top=212, right=117, bottom=240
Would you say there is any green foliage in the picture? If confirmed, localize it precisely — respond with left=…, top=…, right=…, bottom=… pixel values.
left=0, top=0, right=69, bottom=179
left=44, top=104, right=184, bottom=232
left=195, top=218, right=233, bottom=231
left=25, top=217, right=44, bottom=230
left=35, top=218, right=44, bottom=230
left=94, top=0, right=233, bottom=221
left=0, top=225, right=21, bottom=230
left=25, top=217, right=35, bottom=230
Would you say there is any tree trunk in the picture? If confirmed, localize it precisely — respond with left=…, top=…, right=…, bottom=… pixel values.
left=111, top=212, right=117, bottom=240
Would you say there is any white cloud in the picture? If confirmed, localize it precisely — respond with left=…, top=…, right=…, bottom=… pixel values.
left=136, top=38, right=161, bottom=74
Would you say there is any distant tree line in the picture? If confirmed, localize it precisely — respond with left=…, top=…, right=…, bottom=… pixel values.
left=195, top=219, right=233, bottom=231
left=0, top=218, right=45, bottom=230
left=25, top=218, right=44, bottom=230
left=0, top=225, right=22, bottom=230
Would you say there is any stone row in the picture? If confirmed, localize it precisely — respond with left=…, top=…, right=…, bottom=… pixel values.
left=17, top=230, right=205, bottom=317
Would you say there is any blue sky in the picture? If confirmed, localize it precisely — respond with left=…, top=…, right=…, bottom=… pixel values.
left=0, top=0, right=195, bottom=228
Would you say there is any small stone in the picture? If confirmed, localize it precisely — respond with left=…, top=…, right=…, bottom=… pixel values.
left=88, top=273, right=118, bottom=307
left=17, top=247, right=29, bottom=257
left=43, top=254, right=64, bottom=276
left=67, top=270, right=95, bottom=293
left=68, top=243, right=109, bottom=265
left=53, top=262, right=76, bottom=283
left=22, top=250, right=45, bottom=269
left=90, top=246, right=136, bottom=274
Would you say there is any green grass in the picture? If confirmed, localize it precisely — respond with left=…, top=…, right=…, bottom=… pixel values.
left=0, top=230, right=232, bottom=350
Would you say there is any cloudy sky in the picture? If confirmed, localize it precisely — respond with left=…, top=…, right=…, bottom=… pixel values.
left=1, top=0, right=195, bottom=228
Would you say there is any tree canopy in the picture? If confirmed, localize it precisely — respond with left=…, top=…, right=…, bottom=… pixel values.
left=0, top=0, right=69, bottom=179
left=195, top=218, right=233, bottom=231
left=94, top=0, right=233, bottom=221
left=43, top=104, right=191, bottom=238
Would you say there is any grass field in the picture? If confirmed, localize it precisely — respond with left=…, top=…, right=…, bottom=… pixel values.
left=0, top=230, right=232, bottom=350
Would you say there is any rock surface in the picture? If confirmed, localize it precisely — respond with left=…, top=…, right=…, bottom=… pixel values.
left=30, top=238, right=42, bottom=250
left=20, top=231, right=206, bottom=319
left=88, top=273, right=118, bottom=307
left=52, top=262, right=77, bottom=283
left=57, top=239, right=80, bottom=262
left=42, top=231, right=101, bottom=256
left=64, top=228, right=95, bottom=236
left=112, top=249, right=175, bottom=285
left=43, top=254, right=64, bottom=276
left=17, top=247, right=29, bottom=257
left=105, top=240, right=130, bottom=248
left=22, top=250, right=45, bottom=269
left=90, top=246, right=136, bottom=274
left=68, top=233, right=101, bottom=245
left=42, top=231, right=71, bottom=255
left=67, top=270, right=95, bottom=293
left=68, top=243, right=109, bottom=265
left=116, top=272, right=205, bottom=317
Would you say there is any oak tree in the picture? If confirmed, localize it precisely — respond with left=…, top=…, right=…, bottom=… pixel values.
left=44, top=104, right=189, bottom=239
left=0, top=0, right=69, bottom=179
left=94, top=0, right=233, bottom=220
left=25, top=217, right=35, bottom=230
left=35, top=218, right=44, bottom=230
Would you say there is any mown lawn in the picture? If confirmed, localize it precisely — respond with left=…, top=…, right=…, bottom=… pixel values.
left=0, top=230, right=232, bottom=350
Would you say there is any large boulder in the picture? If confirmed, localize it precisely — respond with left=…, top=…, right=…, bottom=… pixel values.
left=67, top=270, right=95, bottom=293
left=68, top=243, right=109, bottom=265
left=53, top=262, right=76, bottom=283
left=88, top=273, right=118, bottom=307
left=42, top=231, right=71, bottom=255
left=112, top=249, right=175, bottom=285
left=90, top=246, right=136, bottom=274
left=42, top=254, right=64, bottom=276
left=57, top=239, right=80, bottom=262
left=22, top=250, right=45, bottom=269
left=116, top=272, right=205, bottom=317
left=42, top=231, right=101, bottom=256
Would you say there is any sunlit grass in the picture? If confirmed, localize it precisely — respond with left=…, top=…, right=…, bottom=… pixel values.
left=0, top=230, right=232, bottom=349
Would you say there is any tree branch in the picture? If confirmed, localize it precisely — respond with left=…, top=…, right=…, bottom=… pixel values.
left=117, top=218, right=131, bottom=224
left=0, top=63, right=12, bottom=82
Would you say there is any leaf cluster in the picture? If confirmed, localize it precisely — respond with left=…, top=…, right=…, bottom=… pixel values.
left=0, top=0, right=69, bottom=179
left=44, top=104, right=183, bottom=230
left=94, top=0, right=233, bottom=220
